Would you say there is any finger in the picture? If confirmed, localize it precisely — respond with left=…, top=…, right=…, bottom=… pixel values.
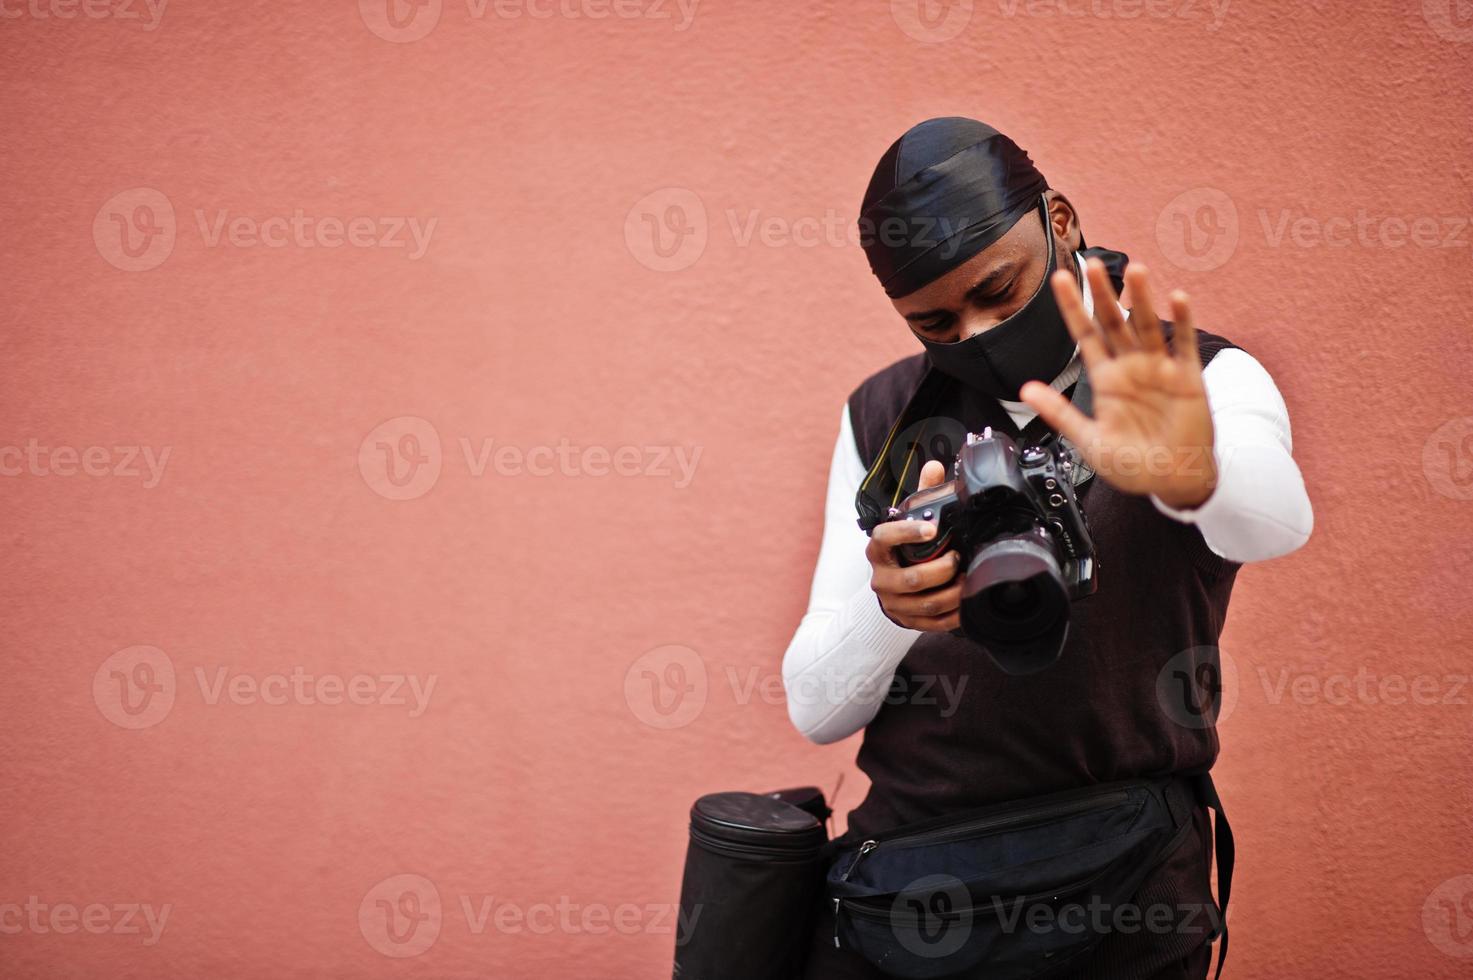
left=884, top=579, right=964, bottom=619
left=1019, top=380, right=1099, bottom=450
left=1051, top=268, right=1111, bottom=371
left=868, top=520, right=937, bottom=567
left=1086, top=259, right=1136, bottom=353
left=1123, top=264, right=1167, bottom=355
left=872, top=550, right=961, bottom=595
left=916, top=458, right=947, bottom=491
left=1168, top=290, right=1205, bottom=381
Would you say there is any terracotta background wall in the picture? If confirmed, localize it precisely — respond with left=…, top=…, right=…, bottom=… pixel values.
left=2, top=1, right=1471, bottom=977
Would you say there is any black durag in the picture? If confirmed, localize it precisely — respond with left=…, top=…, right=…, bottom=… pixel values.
left=857, top=116, right=1127, bottom=399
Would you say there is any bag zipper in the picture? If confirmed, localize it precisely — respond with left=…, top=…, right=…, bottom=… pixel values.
left=833, top=863, right=1112, bottom=950
left=841, top=791, right=1130, bottom=882
left=687, top=825, right=823, bottom=861
left=841, top=864, right=1108, bottom=923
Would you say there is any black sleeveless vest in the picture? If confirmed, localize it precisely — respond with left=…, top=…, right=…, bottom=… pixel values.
left=843, top=327, right=1243, bottom=840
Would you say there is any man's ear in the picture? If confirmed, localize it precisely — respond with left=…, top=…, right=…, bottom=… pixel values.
left=1044, top=190, right=1082, bottom=252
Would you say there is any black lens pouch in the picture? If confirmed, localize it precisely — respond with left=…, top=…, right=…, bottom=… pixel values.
left=673, top=788, right=830, bottom=979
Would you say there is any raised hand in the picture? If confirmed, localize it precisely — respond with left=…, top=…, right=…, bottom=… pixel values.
left=1018, top=260, right=1218, bottom=509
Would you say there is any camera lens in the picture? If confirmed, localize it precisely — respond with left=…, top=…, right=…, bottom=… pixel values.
left=990, top=580, right=1040, bottom=619
left=976, top=572, right=1063, bottom=643
left=959, top=535, right=1072, bottom=674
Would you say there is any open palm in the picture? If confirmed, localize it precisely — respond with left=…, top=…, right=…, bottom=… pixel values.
left=1020, top=260, right=1218, bottom=509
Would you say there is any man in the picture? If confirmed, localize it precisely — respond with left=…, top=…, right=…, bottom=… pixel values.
left=784, top=117, right=1312, bottom=978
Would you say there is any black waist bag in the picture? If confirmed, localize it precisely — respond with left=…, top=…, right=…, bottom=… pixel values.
left=826, top=775, right=1215, bottom=980
left=673, top=787, right=831, bottom=980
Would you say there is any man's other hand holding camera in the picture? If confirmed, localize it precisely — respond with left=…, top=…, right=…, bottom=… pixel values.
left=867, top=458, right=959, bottom=633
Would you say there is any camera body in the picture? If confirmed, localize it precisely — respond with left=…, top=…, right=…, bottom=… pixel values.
left=882, top=427, right=1098, bottom=674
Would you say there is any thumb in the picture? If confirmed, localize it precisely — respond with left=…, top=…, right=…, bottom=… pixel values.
left=918, top=459, right=947, bottom=490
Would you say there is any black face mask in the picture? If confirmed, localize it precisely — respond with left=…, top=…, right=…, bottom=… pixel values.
left=916, top=197, right=1081, bottom=400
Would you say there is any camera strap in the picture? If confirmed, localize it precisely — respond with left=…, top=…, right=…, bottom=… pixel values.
left=1017, top=365, right=1097, bottom=490
left=1193, top=769, right=1234, bottom=980
left=855, top=364, right=1096, bottom=532
left=854, top=366, right=953, bottom=532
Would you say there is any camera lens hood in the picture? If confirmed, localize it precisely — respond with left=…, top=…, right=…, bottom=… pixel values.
left=960, top=537, right=1071, bottom=675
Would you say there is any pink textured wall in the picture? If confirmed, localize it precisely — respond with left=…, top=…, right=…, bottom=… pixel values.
left=2, top=1, right=1471, bottom=977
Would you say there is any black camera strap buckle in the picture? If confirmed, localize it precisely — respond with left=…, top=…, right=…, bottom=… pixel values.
left=1020, top=368, right=1097, bottom=490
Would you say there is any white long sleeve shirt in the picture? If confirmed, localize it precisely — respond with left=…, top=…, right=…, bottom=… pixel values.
left=782, top=254, right=1314, bottom=745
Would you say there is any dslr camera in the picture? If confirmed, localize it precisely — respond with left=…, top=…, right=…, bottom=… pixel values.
left=883, top=428, right=1098, bottom=674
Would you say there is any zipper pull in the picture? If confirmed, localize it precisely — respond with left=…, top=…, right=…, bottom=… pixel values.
left=834, top=840, right=878, bottom=948
left=830, top=842, right=872, bottom=949
left=840, top=840, right=878, bottom=882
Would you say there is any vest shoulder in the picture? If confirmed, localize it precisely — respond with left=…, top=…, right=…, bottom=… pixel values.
left=1185, top=326, right=1243, bottom=366
left=846, top=353, right=929, bottom=467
